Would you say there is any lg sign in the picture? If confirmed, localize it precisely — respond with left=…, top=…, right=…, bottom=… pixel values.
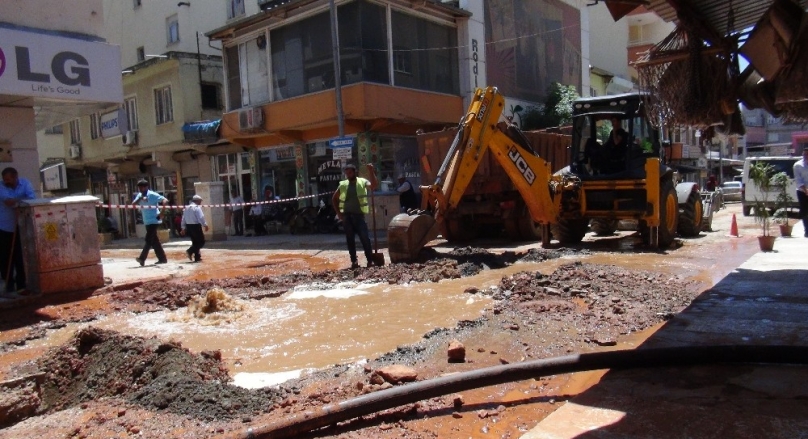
left=0, top=27, right=122, bottom=103
left=15, top=47, right=90, bottom=94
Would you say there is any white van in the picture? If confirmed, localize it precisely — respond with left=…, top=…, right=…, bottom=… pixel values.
left=741, top=156, right=799, bottom=216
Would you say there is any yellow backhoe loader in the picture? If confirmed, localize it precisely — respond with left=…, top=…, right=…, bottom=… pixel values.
left=388, top=87, right=683, bottom=263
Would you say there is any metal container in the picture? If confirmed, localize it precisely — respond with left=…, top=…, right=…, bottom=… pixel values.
left=18, top=195, right=105, bottom=295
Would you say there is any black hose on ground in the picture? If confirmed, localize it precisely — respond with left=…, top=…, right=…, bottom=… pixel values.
left=223, top=345, right=808, bottom=439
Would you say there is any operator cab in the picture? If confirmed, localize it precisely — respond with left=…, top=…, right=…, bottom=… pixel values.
left=570, top=93, right=661, bottom=180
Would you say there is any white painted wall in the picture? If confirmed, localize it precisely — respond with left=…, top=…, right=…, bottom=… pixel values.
left=0, top=108, right=40, bottom=194
left=458, top=0, right=487, bottom=109
left=0, top=0, right=104, bottom=37
left=588, top=2, right=629, bottom=78
left=103, top=0, right=245, bottom=68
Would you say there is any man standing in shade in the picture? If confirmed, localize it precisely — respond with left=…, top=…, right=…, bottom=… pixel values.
left=132, top=179, right=168, bottom=266
left=230, top=189, right=244, bottom=236
left=794, top=146, right=808, bottom=237
left=0, top=167, right=35, bottom=295
left=181, top=194, right=209, bottom=262
left=396, top=173, right=418, bottom=212
left=332, top=163, right=378, bottom=269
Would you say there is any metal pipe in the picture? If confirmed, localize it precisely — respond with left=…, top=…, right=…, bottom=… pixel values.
left=219, top=345, right=808, bottom=439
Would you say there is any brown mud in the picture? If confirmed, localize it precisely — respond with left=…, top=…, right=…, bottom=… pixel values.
left=0, top=244, right=701, bottom=438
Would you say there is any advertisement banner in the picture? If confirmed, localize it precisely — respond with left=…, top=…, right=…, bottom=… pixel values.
left=0, top=27, right=122, bottom=103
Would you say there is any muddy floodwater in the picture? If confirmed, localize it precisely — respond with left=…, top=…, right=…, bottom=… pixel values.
left=19, top=263, right=573, bottom=388
left=0, top=204, right=770, bottom=438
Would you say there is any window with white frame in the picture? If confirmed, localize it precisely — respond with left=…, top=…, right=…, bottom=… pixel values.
left=227, top=0, right=245, bottom=19
left=69, top=119, right=81, bottom=145
left=89, top=113, right=101, bottom=139
left=167, top=15, right=179, bottom=45
left=125, top=97, right=139, bottom=130
left=154, top=86, right=173, bottom=125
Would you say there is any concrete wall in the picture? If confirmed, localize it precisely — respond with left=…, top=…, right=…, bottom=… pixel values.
left=0, top=0, right=104, bottom=37
left=103, top=0, right=233, bottom=68
left=0, top=107, right=39, bottom=195
left=588, top=2, right=629, bottom=79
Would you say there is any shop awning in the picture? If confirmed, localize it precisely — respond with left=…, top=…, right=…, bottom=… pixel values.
left=182, top=119, right=221, bottom=144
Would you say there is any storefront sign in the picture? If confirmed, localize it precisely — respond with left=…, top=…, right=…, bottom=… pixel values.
left=0, top=27, right=122, bottom=103
left=317, top=160, right=343, bottom=182
left=273, top=146, right=295, bottom=161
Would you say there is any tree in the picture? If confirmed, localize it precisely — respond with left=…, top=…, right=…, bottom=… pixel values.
left=518, top=82, right=579, bottom=130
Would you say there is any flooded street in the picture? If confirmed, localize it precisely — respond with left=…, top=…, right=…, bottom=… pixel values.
left=0, top=203, right=767, bottom=438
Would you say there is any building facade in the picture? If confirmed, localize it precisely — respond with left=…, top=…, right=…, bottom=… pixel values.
left=53, top=0, right=260, bottom=237
left=0, top=1, right=122, bottom=195
left=208, top=0, right=592, bottom=207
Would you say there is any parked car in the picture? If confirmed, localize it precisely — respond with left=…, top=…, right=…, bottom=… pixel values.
left=719, top=181, right=743, bottom=202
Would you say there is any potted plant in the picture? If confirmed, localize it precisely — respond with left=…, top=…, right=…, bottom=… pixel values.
left=748, top=161, right=776, bottom=251
left=771, top=171, right=794, bottom=237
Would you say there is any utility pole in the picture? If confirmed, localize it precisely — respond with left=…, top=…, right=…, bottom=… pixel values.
left=329, top=0, right=345, bottom=137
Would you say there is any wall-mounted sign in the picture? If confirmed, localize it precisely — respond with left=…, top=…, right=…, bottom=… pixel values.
left=330, top=137, right=354, bottom=160
left=0, top=27, right=122, bottom=103
left=100, top=108, right=127, bottom=138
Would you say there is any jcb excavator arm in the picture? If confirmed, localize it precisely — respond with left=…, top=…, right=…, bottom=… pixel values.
left=387, top=87, right=559, bottom=263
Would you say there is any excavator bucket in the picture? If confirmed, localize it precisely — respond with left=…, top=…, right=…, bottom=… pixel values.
left=387, top=213, right=440, bottom=263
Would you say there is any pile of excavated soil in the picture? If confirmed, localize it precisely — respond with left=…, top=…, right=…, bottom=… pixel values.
left=0, top=252, right=701, bottom=438
left=34, top=327, right=282, bottom=420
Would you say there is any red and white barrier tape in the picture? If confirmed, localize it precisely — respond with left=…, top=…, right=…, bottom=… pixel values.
left=96, top=191, right=335, bottom=210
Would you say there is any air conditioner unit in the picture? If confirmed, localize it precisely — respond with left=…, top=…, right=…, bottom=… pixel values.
left=122, top=130, right=138, bottom=146
left=238, top=107, right=264, bottom=131
left=69, top=144, right=82, bottom=159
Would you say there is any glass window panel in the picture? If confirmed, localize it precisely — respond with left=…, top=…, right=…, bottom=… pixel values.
left=244, top=35, right=270, bottom=105
left=338, top=1, right=388, bottom=85
left=271, top=12, right=332, bottom=99
left=225, top=45, right=242, bottom=110
left=391, top=10, right=458, bottom=94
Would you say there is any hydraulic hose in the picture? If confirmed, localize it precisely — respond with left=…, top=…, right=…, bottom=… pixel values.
left=221, top=345, right=808, bottom=439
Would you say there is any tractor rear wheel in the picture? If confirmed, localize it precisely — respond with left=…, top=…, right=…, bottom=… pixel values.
left=640, top=180, right=678, bottom=247
left=677, top=190, right=703, bottom=237
left=551, top=218, right=589, bottom=244
left=590, top=218, right=618, bottom=236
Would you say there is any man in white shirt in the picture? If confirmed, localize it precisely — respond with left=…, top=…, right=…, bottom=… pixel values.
left=181, top=195, right=209, bottom=262
left=794, top=147, right=808, bottom=237
left=230, top=189, right=244, bottom=236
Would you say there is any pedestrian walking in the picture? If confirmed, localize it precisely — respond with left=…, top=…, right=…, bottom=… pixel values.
left=230, top=189, right=244, bottom=236
left=132, top=179, right=168, bottom=266
left=0, top=167, right=35, bottom=295
left=331, top=163, right=378, bottom=269
left=180, top=195, right=209, bottom=262
left=794, top=147, right=808, bottom=237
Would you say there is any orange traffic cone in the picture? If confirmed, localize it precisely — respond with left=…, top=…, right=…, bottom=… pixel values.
left=729, top=213, right=739, bottom=237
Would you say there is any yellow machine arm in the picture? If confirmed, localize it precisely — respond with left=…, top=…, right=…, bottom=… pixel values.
left=388, top=87, right=558, bottom=262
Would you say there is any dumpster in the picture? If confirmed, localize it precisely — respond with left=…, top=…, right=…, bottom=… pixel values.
left=17, top=195, right=105, bottom=295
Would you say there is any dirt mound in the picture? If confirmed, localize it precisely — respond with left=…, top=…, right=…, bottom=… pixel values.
left=492, top=261, right=698, bottom=345
left=35, top=327, right=280, bottom=420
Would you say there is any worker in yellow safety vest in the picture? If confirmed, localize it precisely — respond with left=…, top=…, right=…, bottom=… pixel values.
left=332, top=163, right=378, bottom=269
